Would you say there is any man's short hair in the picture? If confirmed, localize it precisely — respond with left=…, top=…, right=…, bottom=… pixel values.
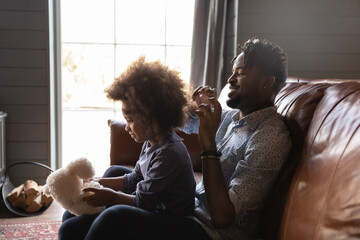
left=237, top=38, right=288, bottom=94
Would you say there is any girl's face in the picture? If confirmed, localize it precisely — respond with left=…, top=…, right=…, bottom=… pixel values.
left=122, top=103, right=151, bottom=145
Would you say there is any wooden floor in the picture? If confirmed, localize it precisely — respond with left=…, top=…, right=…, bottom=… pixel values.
left=0, top=197, right=64, bottom=224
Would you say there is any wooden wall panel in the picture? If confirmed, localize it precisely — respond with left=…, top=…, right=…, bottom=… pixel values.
left=6, top=124, right=48, bottom=142
left=239, top=0, right=360, bottom=16
left=0, top=0, right=46, bottom=11
left=237, top=0, right=360, bottom=79
left=238, top=34, right=360, bottom=54
left=0, top=87, right=47, bottom=105
left=0, top=30, right=47, bottom=49
left=287, top=53, right=360, bottom=72
left=0, top=106, right=47, bottom=123
left=238, top=15, right=360, bottom=35
left=0, top=68, right=47, bottom=86
left=0, top=11, right=46, bottom=30
left=0, top=49, right=47, bottom=68
left=288, top=71, right=360, bottom=80
left=0, top=0, right=50, bottom=174
left=7, top=142, right=48, bottom=161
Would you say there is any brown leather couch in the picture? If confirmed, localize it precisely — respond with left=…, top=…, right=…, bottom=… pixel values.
left=108, top=78, right=360, bottom=239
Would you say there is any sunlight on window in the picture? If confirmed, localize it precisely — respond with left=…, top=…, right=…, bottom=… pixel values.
left=62, top=44, right=115, bottom=109
left=61, top=0, right=195, bottom=175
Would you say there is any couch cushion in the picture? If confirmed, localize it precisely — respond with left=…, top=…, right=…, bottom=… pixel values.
left=280, top=81, right=360, bottom=239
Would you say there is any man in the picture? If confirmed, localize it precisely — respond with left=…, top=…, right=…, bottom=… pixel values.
left=182, top=37, right=291, bottom=239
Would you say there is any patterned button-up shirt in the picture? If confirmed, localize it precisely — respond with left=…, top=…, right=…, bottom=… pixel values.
left=182, top=106, right=291, bottom=240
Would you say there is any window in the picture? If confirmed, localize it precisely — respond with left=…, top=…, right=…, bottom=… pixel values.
left=60, top=0, right=195, bottom=175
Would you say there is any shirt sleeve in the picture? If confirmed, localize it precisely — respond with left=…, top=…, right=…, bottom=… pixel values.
left=133, top=148, right=185, bottom=211
left=179, top=109, right=232, bottom=135
left=122, top=163, right=143, bottom=194
left=179, top=112, right=200, bottom=134
left=228, top=123, right=291, bottom=224
left=122, top=143, right=146, bottom=194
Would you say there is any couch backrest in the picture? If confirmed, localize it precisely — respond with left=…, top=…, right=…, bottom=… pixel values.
left=279, top=79, right=360, bottom=240
left=258, top=77, right=332, bottom=238
left=260, top=79, right=360, bottom=240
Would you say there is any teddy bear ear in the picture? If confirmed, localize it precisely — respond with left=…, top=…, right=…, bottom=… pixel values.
left=67, top=158, right=95, bottom=180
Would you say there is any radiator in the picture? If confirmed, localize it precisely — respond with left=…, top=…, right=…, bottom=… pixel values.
left=0, top=111, right=7, bottom=188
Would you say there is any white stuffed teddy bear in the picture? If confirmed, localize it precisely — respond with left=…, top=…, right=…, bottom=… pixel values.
left=42, top=158, right=105, bottom=216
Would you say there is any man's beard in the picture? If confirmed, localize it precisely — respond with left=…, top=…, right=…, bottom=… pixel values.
left=226, top=94, right=241, bottom=109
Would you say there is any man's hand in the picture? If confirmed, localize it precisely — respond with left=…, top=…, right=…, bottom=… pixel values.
left=192, top=86, right=217, bottom=107
left=195, top=97, right=222, bottom=151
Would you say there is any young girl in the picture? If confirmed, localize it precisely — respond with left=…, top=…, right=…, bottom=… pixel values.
left=58, top=57, right=196, bottom=240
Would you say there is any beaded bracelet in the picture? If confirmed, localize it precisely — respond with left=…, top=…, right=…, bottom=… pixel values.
left=200, top=155, right=220, bottom=160
left=200, top=151, right=222, bottom=160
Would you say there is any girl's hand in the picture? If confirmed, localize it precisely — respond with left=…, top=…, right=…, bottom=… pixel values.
left=82, top=187, right=118, bottom=207
left=195, top=97, right=222, bottom=151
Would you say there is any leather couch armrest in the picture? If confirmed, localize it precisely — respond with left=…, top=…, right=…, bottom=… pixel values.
left=108, top=119, right=142, bottom=166
left=108, top=119, right=202, bottom=172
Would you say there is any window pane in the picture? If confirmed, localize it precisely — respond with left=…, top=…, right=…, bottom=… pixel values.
left=115, top=45, right=165, bottom=76
left=60, top=0, right=195, bottom=173
left=166, top=46, right=192, bottom=82
left=115, top=0, right=166, bottom=44
left=61, top=0, right=115, bottom=43
left=62, top=110, right=114, bottom=176
left=62, top=43, right=115, bottom=109
left=166, top=0, right=195, bottom=46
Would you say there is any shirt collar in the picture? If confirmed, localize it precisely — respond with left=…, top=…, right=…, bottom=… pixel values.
left=231, top=106, right=277, bottom=130
left=144, top=130, right=182, bottom=154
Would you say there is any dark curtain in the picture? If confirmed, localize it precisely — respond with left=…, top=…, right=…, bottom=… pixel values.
left=190, top=0, right=229, bottom=94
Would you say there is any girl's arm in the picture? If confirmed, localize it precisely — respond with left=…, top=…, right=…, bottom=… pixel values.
left=98, top=160, right=144, bottom=193
left=82, top=187, right=135, bottom=207
left=98, top=177, right=125, bottom=191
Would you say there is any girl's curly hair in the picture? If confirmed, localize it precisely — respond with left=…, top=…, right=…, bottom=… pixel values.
left=105, top=56, right=190, bottom=142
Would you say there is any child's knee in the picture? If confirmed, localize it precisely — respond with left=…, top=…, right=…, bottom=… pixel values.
left=102, top=166, right=131, bottom=177
left=58, top=220, right=77, bottom=240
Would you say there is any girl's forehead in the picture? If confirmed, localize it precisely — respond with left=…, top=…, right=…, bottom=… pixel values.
left=121, top=102, right=133, bottom=112
left=122, top=103, right=141, bottom=119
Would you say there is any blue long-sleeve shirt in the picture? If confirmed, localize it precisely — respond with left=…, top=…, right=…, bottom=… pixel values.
left=123, top=131, right=196, bottom=217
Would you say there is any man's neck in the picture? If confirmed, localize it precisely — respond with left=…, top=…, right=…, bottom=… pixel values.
left=239, top=102, right=274, bottom=117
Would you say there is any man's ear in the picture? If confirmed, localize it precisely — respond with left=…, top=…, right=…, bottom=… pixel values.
left=263, top=75, right=275, bottom=90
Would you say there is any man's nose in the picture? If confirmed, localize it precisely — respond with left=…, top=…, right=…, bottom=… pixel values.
left=227, top=73, right=235, bottom=84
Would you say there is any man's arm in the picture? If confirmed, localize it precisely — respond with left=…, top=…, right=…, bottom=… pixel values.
left=196, top=97, right=236, bottom=229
